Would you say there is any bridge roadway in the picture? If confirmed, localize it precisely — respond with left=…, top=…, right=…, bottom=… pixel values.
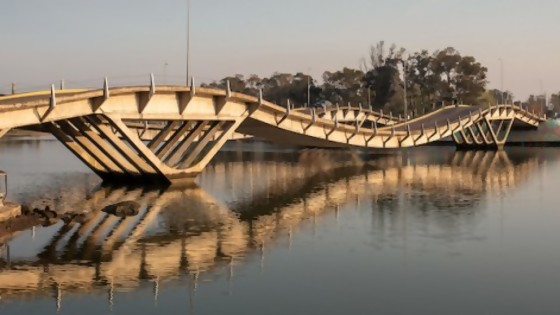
left=0, top=84, right=546, bottom=183
left=0, top=150, right=542, bottom=306
left=392, top=106, right=478, bottom=131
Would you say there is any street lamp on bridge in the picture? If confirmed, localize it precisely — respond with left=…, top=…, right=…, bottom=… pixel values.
left=400, top=58, right=409, bottom=120
left=186, top=0, right=191, bottom=86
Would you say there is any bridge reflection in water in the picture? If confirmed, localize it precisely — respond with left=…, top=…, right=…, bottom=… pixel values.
left=0, top=149, right=543, bottom=310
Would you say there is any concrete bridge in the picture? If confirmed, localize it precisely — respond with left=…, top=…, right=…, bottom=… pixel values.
left=0, top=82, right=545, bottom=183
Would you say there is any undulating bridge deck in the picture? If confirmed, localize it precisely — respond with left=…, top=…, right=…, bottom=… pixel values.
left=0, top=83, right=546, bottom=183
left=392, top=106, right=479, bottom=131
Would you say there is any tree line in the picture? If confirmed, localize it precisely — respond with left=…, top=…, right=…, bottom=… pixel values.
left=202, top=41, right=554, bottom=115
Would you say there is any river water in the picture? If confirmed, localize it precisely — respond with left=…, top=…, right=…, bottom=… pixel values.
left=1, top=138, right=560, bottom=315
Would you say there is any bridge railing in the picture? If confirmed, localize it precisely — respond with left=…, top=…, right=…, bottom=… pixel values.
left=0, top=73, right=222, bottom=96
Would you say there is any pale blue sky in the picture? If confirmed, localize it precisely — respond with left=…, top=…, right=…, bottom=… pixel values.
left=1, top=0, right=559, bottom=99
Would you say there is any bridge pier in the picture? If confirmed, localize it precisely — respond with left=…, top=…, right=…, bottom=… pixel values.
left=48, top=114, right=246, bottom=184
left=0, top=129, right=10, bottom=138
left=452, top=116, right=514, bottom=150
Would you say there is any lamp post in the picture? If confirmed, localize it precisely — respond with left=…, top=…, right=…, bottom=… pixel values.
left=401, top=59, right=408, bottom=120
left=540, top=79, right=545, bottom=114
left=499, top=58, right=504, bottom=104
left=164, top=62, right=168, bottom=85
left=186, top=0, right=191, bottom=85
left=307, top=75, right=311, bottom=108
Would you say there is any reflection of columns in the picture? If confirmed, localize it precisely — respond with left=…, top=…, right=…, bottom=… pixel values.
left=187, top=272, right=198, bottom=315
left=153, top=277, right=160, bottom=306
left=54, top=283, right=62, bottom=312
left=108, top=279, right=114, bottom=311
left=288, top=228, right=293, bottom=250
left=335, top=204, right=340, bottom=221
left=260, top=243, right=265, bottom=273
left=313, top=211, right=317, bottom=237
left=228, top=258, right=234, bottom=296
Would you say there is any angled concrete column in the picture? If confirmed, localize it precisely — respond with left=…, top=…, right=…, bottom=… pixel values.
left=453, top=115, right=514, bottom=150
left=69, top=118, right=141, bottom=176
left=84, top=116, right=161, bottom=178
left=475, top=121, right=494, bottom=145
left=485, top=117, right=514, bottom=150
left=0, top=128, right=10, bottom=138
left=51, top=121, right=126, bottom=177
left=148, top=121, right=182, bottom=151
left=466, top=126, right=485, bottom=146
left=164, top=121, right=209, bottom=166
left=184, top=119, right=245, bottom=174
left=47, top=123, right=109, bottom=179
left=179, top=121, right=226, bottom=168
left=93, top=116, right=169, bottom=182
left=451, top=131, right=465, bottom=147
left=155, top=122, right=193, bottom=159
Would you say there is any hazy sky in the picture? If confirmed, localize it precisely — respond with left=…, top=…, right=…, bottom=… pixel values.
left=1, top=0, right=559, bottom=99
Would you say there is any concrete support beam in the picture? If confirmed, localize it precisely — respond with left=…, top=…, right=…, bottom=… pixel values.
left=179, top=121, right=225, bottom=168
left=155, top=122, right=193, bottom=159
left=47, top=122, right=111, bottom=179
left=453, top=114, right=514, bottom=150
left=56, top=120, right=126, bottom=175
left=164, top=121, right=209, bottom=167
left=148, top=121, right=181, bottom=151
left=69, top=118, right=141, bottom=176
left=0, top=129, right=10, bottom=138
left=186, top=118, right=245, bottom=174
left=87, top=116, right=165, bottom=180
left=104, top=116, right=170, bottom=181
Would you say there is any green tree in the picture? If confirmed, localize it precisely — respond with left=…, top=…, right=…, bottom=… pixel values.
left=362, top=41, right=405, bottom=112
left=455, top=56, right=488, bottom=104
left=431, top=47, right=462, bottom=102
left=431, top=47, right=487, bottom=104
left=321, top=68, right=366, bottom=105
left=260, top=72, right=318, bottom=107
left=202, top=74, right=256, bottom=95
left=406, top=50, right=441, bottom=111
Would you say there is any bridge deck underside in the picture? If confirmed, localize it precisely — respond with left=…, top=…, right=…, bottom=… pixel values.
left=238, top=118, right=349, bottom=148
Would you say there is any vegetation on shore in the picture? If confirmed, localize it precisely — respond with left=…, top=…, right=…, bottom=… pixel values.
left=203, top=41, right=558, bottom=115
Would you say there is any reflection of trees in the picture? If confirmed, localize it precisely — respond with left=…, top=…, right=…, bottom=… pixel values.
left=372, top=150, right=539, bottom=212
left=0, top=149, right=542, bottom=307
left=370, top=150, right=542, bottom=247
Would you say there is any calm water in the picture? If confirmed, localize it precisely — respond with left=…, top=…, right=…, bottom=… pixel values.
left=1, top=139, right=560, bottom=315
